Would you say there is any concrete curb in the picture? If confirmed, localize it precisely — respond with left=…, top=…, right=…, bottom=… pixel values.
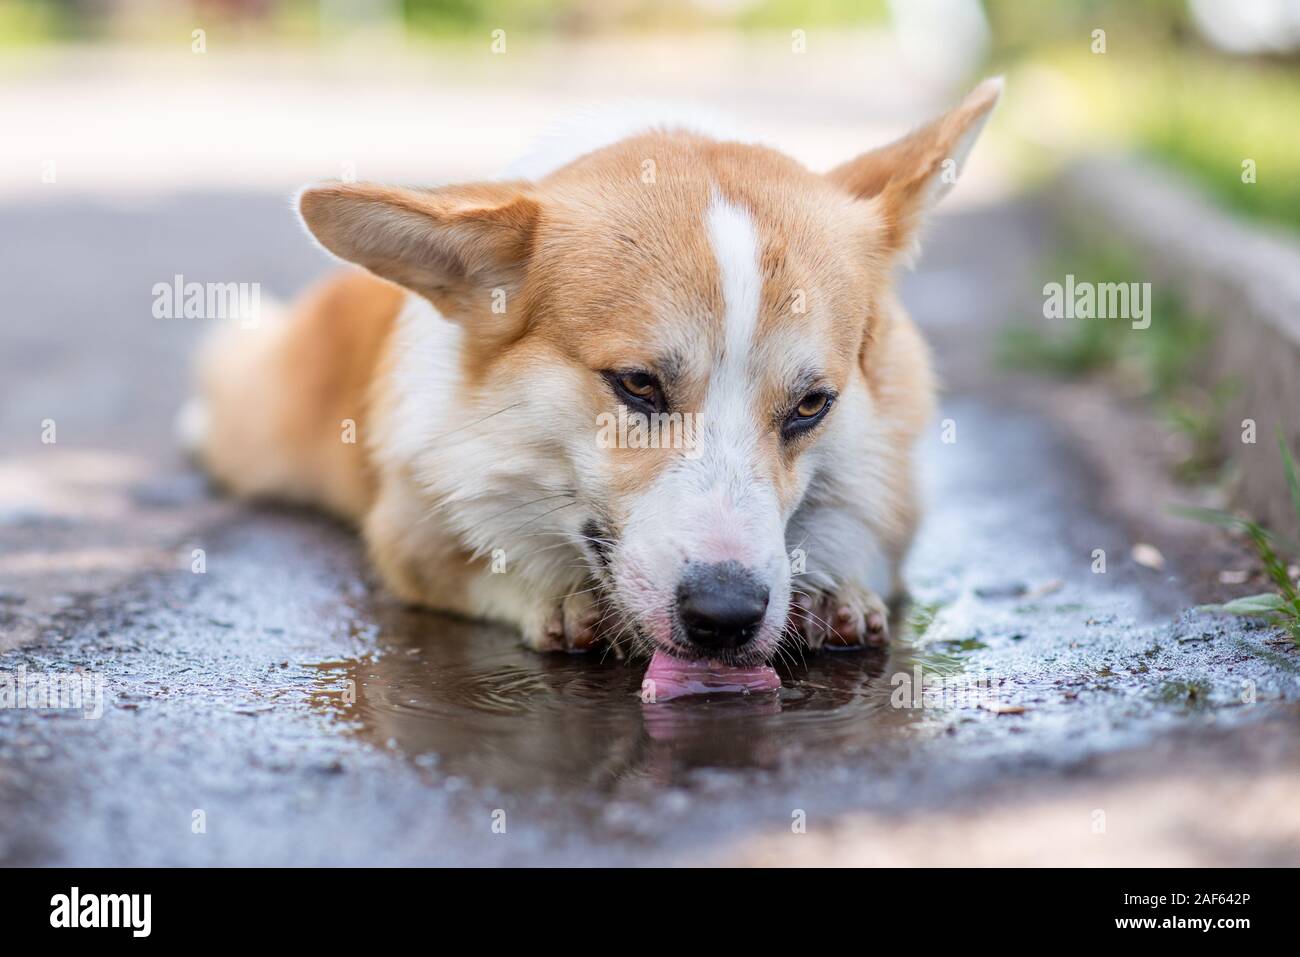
left=1055, top=155, right=1300, bottom=540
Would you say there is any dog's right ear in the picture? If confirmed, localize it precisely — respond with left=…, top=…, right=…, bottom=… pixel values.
left=297, top=181, right=540, bottom=323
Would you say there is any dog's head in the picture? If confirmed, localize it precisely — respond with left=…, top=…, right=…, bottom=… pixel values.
left=299, top=80, right=1000, bottom=665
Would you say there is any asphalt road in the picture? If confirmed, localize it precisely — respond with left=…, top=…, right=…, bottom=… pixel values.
left=2, top=193, right=1299, bottom=865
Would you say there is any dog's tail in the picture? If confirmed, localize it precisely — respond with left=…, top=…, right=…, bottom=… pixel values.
left=174, top=293, right=289, bottom=459
left=179, top=269, right=405, bottom=522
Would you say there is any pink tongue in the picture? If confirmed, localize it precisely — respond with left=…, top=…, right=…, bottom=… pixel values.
left=643, top=650, right=781, bottom=701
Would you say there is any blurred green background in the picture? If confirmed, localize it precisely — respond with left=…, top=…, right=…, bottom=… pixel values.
left=3, top=0, right=1297, bottom=227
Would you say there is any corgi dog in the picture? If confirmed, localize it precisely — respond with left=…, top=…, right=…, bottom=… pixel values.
left=188, top=79, right=1001, bottom=673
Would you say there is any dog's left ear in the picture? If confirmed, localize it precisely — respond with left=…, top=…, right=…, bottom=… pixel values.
left=827, top=77, right=1002, bottom=258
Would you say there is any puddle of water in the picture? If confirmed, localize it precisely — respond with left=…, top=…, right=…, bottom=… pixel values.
left=310, top=602, right=938, bottom=791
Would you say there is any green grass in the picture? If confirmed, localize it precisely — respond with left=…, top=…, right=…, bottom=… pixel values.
left=405, top=0, right=889, bottom=34
left=2, top=0, right=890, bottom=45
left=999, top=239, right=1213, bottom=393
left=905, top=599, right=945, bottom=639
left=998, top=236, right=1230, bottom=480
left=1174, top=431, right=1300, bottom=648
left=1001, top=47, right=1300, bottom=233
left=0, top=1, right=60, bottom=47
left=1141, top=62, right=1300, bottom=233
left=1163, top=382, right=1237, bottom=483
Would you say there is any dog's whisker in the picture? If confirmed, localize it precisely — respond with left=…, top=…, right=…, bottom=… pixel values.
left=542, top=581, right=607, bottom=604
left=418, top=489, right=575, bottom=533
left=420, top=401, right=526, bottom=446
left=789, top=588, right=840, bottom=642
left=501, top=502, right=580, bottom=541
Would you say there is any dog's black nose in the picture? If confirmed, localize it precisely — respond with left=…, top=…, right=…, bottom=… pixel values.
left=676, top=562, right=769, bottom=651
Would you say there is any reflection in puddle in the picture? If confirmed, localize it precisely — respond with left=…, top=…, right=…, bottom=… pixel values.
left=311, top=600, right=931, bottom=792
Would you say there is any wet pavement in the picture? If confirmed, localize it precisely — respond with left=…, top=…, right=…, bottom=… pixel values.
left=2, top=195, right=1299, bottom=865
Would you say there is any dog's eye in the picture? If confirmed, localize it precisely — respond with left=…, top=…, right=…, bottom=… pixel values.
left=604, top=370, right=665, bottom=412
left=795, top=393, right=829, bottom=418
left=783, top=390, right=835, bottom=438
left=618, top=373, right=657, bottom=400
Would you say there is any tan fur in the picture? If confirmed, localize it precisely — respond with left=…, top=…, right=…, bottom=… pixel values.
left=862, top=290, right=936, bottom=565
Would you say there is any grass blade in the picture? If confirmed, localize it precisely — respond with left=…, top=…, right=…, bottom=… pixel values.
left=1200, top=593, right=1287, bottom=616
left=1277, top=428, right=1300, bottom=531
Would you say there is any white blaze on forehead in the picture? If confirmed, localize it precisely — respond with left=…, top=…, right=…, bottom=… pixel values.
left=700, top=191, right=764, bottom=465
left=656, top=189, right=785, bottom=573
left=705, top=193, right=762, bottom=368
left=610, top=190, right=790, bottom=651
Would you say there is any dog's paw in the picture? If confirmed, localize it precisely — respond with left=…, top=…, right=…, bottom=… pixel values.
left=526, top=587, right=606, bottom=654
left=789, top=583, right=889, bottom=650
